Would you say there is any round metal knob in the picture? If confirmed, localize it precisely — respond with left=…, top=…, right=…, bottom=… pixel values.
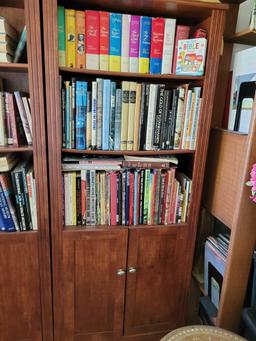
left=128, top=267, right=137, bottom=274
left=116, top=269, right=126, bottom=276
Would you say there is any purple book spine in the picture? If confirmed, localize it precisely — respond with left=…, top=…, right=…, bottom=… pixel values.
left=129, top=16, right=140, bottom=58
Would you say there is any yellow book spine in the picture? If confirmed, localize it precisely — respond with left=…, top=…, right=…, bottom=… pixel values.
left=120, top=81, right=130, bottom=150
left=139, top=58, right=149, bottom=74
left=65, top=9, right=76, bottom=68
left=133, top=83, right=142, bottom=150
left=100, top=55, right=109, bottom=71
left=76, top=11, right=85, bottom=69
left=127, top=82, right=137, bottom=150
left=109, top=55, right=121, bottom=72
left=185, top=93, right=195, bottom=149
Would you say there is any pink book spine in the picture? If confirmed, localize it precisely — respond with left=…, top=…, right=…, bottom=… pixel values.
left=110, top=172, right=117, bottom=226
left=129, top=16, right=140, bottom=58
left=172, top=25, right=190, bottom=73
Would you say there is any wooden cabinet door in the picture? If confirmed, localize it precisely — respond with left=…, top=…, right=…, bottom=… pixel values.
left=124, top=226, right=188, bottom=336
left=0, top=233, right=42, bottom=341
left=62, top=228, right=128, bottom=341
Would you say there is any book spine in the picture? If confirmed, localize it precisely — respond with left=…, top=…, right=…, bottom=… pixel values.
left=58, top=6, right=66, bottom=67
left=64, top=174, right=69, bottom=225
left=61, top=84, right=66, bottom=147
left=133, top=171, right=138, bottom=225
left=85, top=171, right=91, bottom=225
left=122, top=172, right=126, bottom=225
left=114, top=89, right=122, bottom=150
left=96, top=172, right=100, bottom=225
left=185, top=91, right=196, bottom=149
left=147, top=171, right=153, bottom=224
left=190, top=88, right=201, bottom=149
left=133, top=83, right=142, bottom=151
left=76, top=81, right=87, bottom=149
left=71, top=78, right=76, bottom=149
left=99, top=11, right=110, bottom=71
left=174, top=87, right=186, bottom=149
left=125, top=171, right=130, bottom=225
left=127, top=82, right=137, bottom=150
left=138, top=169, right=145, bottom=224
left=145, top=84, right=158, bottom=150
left=181, top=89, right=192, bottom=149
left=153, top=170, right=161, bottom=224
left=121, top=14, right=131, bottom=72
left=120, top=81, right=130, bottom=150
left=139, top=16, right=151, bottom=74
left=71, top=172, right=76, bottom=225
left=81, top=170, right=86, bottom=225
left=129, top=172, right=134, bottom=225
left=129, top=15, right=140, bottom=73
left=172, top=25, right=190, bottom=73
left=96, top=78, right=103, bottom=149
left=122, top=161, right=170, bottom=169
left=158, top=172, right=166, bottom=224
left=14, top=91, right=32, bottom=144
left=110, top=172, right=117, bottom=225
left=5, top=93, right=18, bottom=146
left=0, top=183, right=16, bottom=231
left=160, top=90, right=170, bottom=149
left=143, top=169, right=150, bottom=224
left=91, top=81, right=97, bottom=148
left=150, top=171, right=156, bottom=225
left=86, top=91, right=92, bottom=149
left=150, top=17, right=164, bottom=74
left=0, top=175, right=18, bottom=230
left=76, top=174, right=82, bottom=225
left=31, top=176, right=37, bottom=229
left=22, top=97, right=32, bottom=139
left=12, top=171, right=28, bottom=230
left=102, top=79, right=111, bottom=150
left=168, top=89, right=178, bottom=149
left=13, top=26, right=27, bottom=63
left=90, top=170, right=96, bottom=225
left=139, top=83, right=150, bottom=150
left=65, top=9, right=76, bottom=68
left=161, top=18, right=176, bottom=74
left=109, top=82, right=116, bottom=150
left=109, top=13, right=122, bottom=72
left=0, top=92, right=7, bottom=146
left=21, top=167, right=33, bottom=230
left=85, top=10, right=100, bottom=70
left=161, top=171, right=169, bottom=224
left=65, top=81, right=70, bottom=148
left=26, top=171, right=36, bottom=230
left=5, top=95, right=13, bottom=145
left=153, top=84, right=165, bottom=147
left=138, top=83, right=145, bottom=149
left=76, top=11, right=86, bottom=69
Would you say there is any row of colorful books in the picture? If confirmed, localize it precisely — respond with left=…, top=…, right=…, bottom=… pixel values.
left=0, top=155, right=37, bottom=232
left=0, top=83, right=33, bottom=146
left=61, top=78, right=201, bottom=151
left=0, top=17, right=27, bottom=63
left=62, top=156, right=191, bottom=226
left=58, top=7, right=207, bottom=75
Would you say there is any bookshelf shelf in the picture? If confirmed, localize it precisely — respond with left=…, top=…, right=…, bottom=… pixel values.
left=0, top=63, right=28, bottom=72
left=226, top=28, right=256, bottom=45
left=62, top=148, right=195, bottom=155
left=0, top=145, right=33, bottom=153
left=59, top=67, right=205, bottom=81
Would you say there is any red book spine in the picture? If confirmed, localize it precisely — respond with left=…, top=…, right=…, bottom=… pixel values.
left=151, top=172, right=157, bottom=225
left=161, top=172, right=169, bottom=224
left=81, top=174, right=86, bottom=225
left=168, top=178, right=176, bottom=224
left=192, top=28, right=207, bottom=38
left=110, top=172, right=117, bottom=226
left=129, top=172, right=134, bottom=225
left=5, top=93, right=18, bottom=145
left=85, top=10, right=100, bottom=55
left=136, top=172, right=140, bottom=226
left=99, top=11, right=109, bottom=56
left=172, top=25, right=190, bottom=73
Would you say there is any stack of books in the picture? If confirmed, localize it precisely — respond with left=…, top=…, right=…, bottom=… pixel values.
left=0, top=17, right=18, bottom=63
left=0, top=154, right=37, bottom=232
left=58, top=7, right=207, bottom=75
left=62, top=156, right=192, bottom=227
left=0, top=85, right=33, bottom=146
left=61, top=78, right=201, bottom=151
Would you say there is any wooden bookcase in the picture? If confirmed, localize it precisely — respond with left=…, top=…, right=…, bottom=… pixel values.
left=0, top=1, right=53, bottom=340
left=194, top=1, right=256, bottom=332
left=42, top=0, right=227, bottom=339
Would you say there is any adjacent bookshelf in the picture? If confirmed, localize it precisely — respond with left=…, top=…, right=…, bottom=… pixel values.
left=0, top=1, right=52, bottom=340
left=43, top=0, right=226, bottom=339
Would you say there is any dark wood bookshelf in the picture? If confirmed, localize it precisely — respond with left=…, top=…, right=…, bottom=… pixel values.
left=0, top=63, right=28, bottom=72
left=226, top=28, right=256, bottom=45
left=43, top=0, right=226, bottom=339
left=60, top=66, right=205, bottom=81
left=0, top=145, right=33, bottom=153
left=62, top=148, right=195, bottom=155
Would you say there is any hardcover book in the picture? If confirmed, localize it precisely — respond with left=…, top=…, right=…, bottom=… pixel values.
left=86, top=10, right=100, bottom=70
left=176, top=38, right=207, bottom=76
left=65, top=9, right=76, bottom=68
left=150, top=17, right=164, bottom=74
left=129, top=15, right=140, bottom=73
left=99, top=11, right=110, bottom=71
left=76, top=11, right=85, bottom=68
left=58, top=6, right=66, bottom=67
left=139, top=16, right=152, bottom=74
left=121, top=14, right=131, bottom=72
left=172, top=25, right=190, bottom=74
left=161, top=18, right=176, bottom=74
left=109, top=13, right=122, bottom=72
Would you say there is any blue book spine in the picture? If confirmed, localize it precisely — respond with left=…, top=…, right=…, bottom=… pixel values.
left=114, top=89, right=122, bottom=150
left=134, top=171, right=138, bottom=225
left=76, top=81, right=87, bottom=149
left=0, top=183, right=16, bottom=232
left=109, top=13, right=122, bottom=71
left=102, top=79, right=111, bottom=150
left=65, top=83, right=71, bottom=149
left=139, top=16, right=151, bottom=72
left=109, top=82, right=116, bottom=150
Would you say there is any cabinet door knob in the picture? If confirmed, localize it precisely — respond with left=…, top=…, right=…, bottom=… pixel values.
left=128, top=267, right=137, bottom=274
left=116, top=269, right=126, bottom=276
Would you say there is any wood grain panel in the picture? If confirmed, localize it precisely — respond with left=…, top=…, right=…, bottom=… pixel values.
left=203, top=129, right=247, bottom=228
left=0, top=233, right=41, bottom=341
left=124, top=226, right=188, bottom=336
left=62, top=229, right=128, bottom=340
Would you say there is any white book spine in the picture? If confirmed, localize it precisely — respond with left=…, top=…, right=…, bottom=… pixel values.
left=91, top=82, right=97, bottom=148
left=191, top=99, right=202, bottom=149
left=145, top=84, right=158, bottom=150
left=121, top=14, right=131, bottom=72
left=22, top=97, right=33, bottom=137
left=64, top=173, right=70, bottom=226
left=129, top=57, right=139, bottom=73
left=14, top=91, right=32, bottom=144
left=189, top=89, right=201, bottom=149
left=181, top=90, right=192, bottom=149
left=32, top=177, right=38, bottom=230
left=0, top=93, right=7, bottom=146
left=96, top=78, right=103, bottom=149
left=161, top=18, right=176, bottom=74
left=86, top=54, right=99, bottom=70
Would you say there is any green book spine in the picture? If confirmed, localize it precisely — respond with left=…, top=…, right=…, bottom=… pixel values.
left=58, top=6, right=66, bottom=67
left=143, top=169, right=151, bottom=224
